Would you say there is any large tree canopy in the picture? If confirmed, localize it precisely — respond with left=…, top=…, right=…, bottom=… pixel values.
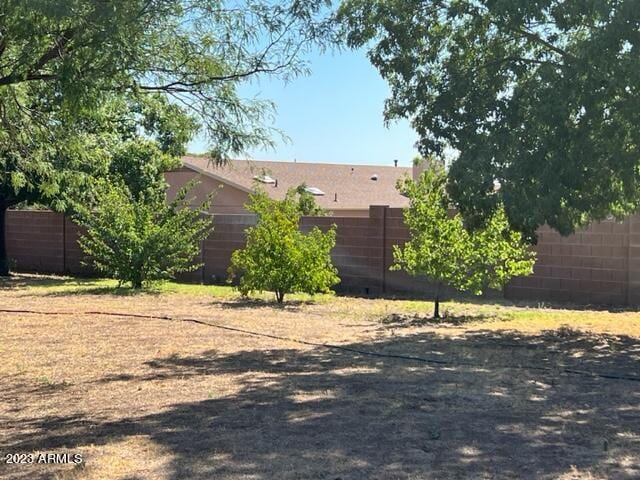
left=0, top=0, right=332, bottom=274
left=0, top=86, right=198, bottom=273
left=340, top=0, right=640, bottom=238
left=1, top=0, right=332, bottom=154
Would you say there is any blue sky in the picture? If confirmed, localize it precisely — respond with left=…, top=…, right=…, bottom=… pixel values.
left=188, top=48, right=420, bottom=167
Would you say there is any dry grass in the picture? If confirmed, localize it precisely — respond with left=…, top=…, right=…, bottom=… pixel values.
left=1, top=274, right=639, bottom=480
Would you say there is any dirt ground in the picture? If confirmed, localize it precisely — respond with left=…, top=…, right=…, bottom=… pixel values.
left=1, top=275, right=639, bottom=480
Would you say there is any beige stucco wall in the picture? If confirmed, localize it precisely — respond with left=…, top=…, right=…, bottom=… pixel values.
left=165, top=168, right=250, bottom=214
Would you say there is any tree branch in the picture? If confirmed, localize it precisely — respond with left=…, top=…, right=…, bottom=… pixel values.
left=136, top=61, right=296, bottom=92
left=0, top=33, right=7, bottom=61
left=0, top=28, right=74, bottom=86
left=513, top=27, right=573, bottom=60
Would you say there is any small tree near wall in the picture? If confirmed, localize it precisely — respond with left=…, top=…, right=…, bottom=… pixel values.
left=392, top=169, right=535, bottom=318
left=75, top=180, right=212, bottom=289
left=228, top=190, right=339, bottom=303
left=290, top=184, right=329, bottom=216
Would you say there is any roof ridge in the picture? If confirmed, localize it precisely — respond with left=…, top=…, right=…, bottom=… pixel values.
left=182, top=156, right=410, bottom=169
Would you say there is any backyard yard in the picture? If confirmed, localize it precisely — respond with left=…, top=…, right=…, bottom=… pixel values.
left=1, top=274, right=639, bottom=480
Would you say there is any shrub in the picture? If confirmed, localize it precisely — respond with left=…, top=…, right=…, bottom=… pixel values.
left=75, top=180, right=212, bottom=288
left=392, top=169, right=535, bottom=318
left=228, top=190, right=339, bottom=303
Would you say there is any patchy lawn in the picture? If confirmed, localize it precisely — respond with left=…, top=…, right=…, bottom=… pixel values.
left=1, top=274, right=639, bottom=480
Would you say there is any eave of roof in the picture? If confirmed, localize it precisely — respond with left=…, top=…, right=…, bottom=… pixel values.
left=181, top=161, right=253, bottom=194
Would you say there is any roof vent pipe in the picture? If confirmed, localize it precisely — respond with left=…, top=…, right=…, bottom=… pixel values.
left=334, top=193, right=337, bottom=202
left=394, top=159, right=398, bottom=167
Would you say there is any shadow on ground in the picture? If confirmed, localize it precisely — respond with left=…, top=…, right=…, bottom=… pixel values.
left=38, top=286, right=160, bottom=297
left=366, top=288, right=640, bottom=314
left=2, top=274, right=182, bottom=298
left=0, top=274, right=148, bottom=297
left=0, top=274, right=88, bottom=290
left=3, top=327, right=640, bottom=480
left=379, top=312, right=499, bottom=328
left=208, top=297, right=317, bottom=311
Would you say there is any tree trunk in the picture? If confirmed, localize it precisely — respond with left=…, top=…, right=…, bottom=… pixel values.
left=433, top=282, right=442, bottom=319
left=131, top=274, right=143, bottom=289
left=0, top=205, right=9, bottom=277
left=275, top=290, right=285, bottom=304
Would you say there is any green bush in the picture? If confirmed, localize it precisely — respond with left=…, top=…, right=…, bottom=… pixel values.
left=228, top=190, right=339, bottom=303
left=75, top=181, right=212, bottom=289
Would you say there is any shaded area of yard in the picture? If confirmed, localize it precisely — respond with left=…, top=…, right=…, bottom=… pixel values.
left=1, top=275, right=639, bottom=479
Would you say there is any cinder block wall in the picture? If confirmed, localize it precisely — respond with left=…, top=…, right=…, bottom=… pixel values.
left=201, top=214, right=256, bottom=283
left=630, top=215, right=640, bottom=305
left=5, top=208, right=639, bottom=306
left=301, top=209, right=386, bottom=295
left=506, top=216, right=636, bottom=305
left=6, top=211, right=65, bottom=272
left=384, top=207, right=437, bottom=295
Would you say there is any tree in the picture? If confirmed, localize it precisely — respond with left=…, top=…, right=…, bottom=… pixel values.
left=339, top=0, right=640, bottom=238
left=1, top=1, right=332, bottom=153
left=228, top=189, right=339, bottom=303
left=391, top=169, right=535, bottom=318
left=0, top=0, right=334, bottom=274
left=75, top=178, right=213, bottom=289
left=289, top=184, right=329, bottom=216
left=0, top=90, right=198, bottom=275
left=108, top=139, right=183, bottom=203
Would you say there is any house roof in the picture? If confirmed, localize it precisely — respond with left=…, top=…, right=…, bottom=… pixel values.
left=181, top=156, right=411, bottom=210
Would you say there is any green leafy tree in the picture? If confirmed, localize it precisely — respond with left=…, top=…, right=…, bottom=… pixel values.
left=0, top=86, right=108, bottom=274
left=109, top=139, right=182, bottom=202
left=75, top=179, right=213, bottom=289
left=391, top=169, right=535, bottom=318
left=0, top=0, right=334, bottom=275
left=228, top=189, right=339, bottom=303
left=1, top=0, right=332, bottom=153
left=0, top=90, right=198, bottom=275
left=340, top=0, right=640, bottom=238
left=289, top=184, right=329, bottom=216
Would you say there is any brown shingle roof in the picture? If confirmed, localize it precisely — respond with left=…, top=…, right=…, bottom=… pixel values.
left=182, top=156, right=411, bottom=210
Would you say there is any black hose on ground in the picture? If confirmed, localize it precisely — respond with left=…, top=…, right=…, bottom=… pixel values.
left=1, top=308, right=639, bottom=383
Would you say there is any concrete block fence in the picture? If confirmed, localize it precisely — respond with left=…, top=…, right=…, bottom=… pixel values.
left=5, top=207, right=640, bottom=306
